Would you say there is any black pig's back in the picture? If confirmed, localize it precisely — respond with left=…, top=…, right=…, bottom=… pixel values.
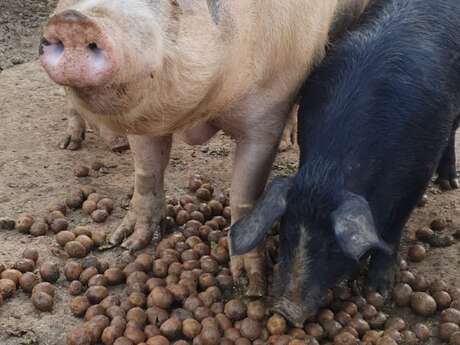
left=297, top=0, right=460, bottom=238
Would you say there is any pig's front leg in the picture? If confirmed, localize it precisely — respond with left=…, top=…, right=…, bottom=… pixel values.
left=109, top=134, right=172, bottom=251
left=60, top=108, right=86, bottom=150
left=436, top=123, right=459, bottom=190
left=230, top=141, right=279, bottom=297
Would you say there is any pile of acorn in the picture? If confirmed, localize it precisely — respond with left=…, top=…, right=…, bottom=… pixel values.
left=1, top=173, right=460, bottom=345
left=0, top=248, right=61, bottom=312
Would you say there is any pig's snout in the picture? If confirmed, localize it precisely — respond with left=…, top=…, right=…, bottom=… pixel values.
left=40, top=9, right=118, bottom=88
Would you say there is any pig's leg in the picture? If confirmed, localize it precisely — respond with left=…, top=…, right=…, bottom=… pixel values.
left=436, top=124, right=459, bottom=190
left=278, top=104, right=299, bottom=152
left=60, top=108, right=86, bottom=150
left=109, top=135, right=172, bottom=251
left=367, top=230, right=402, bottom=298
left=230, top=141, right=278, bottom=297
left=99, top=126, right=130, bottom=153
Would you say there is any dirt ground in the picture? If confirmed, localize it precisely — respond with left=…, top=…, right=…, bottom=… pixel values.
left=0, top=1, right=459, bottom=345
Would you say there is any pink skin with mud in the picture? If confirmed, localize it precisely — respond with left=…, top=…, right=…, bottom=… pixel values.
left=40, top=0, right=369, bottom=297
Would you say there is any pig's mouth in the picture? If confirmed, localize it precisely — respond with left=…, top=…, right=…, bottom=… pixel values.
left=271, top=297, right=316, bottom=328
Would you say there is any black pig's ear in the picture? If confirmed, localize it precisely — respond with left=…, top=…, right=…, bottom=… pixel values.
left=331, top=192, right=391, bottom=261
left=229, top=176, right=294, bottom=256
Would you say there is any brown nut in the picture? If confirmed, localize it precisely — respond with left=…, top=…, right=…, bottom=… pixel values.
left=39, top=262, right=60, bottom=283
left=410, top=292, right=437, bottom=316
left=32, top=291, right=54, bottom=312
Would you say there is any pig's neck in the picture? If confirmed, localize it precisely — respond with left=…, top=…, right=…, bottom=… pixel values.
left=68, top=70, right=225, bottom=136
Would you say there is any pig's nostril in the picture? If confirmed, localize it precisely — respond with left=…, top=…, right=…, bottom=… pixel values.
left=41, top=38, right=51, bottom=47
left=88, top=42, right=100, bottom=52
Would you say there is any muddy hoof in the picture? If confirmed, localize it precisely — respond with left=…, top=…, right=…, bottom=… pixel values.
left=437, top=178, right=460, bottom=191
left=270, top=297, right=309, bottom=328
left=60, top=135, right=83, bottom=150
left=110, top=136, right=130, bottom=153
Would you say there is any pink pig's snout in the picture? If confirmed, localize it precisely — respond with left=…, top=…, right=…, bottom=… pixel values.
left=40, top=9, right=118, bottom=88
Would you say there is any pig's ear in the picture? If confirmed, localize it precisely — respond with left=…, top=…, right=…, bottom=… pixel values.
left=332, top=192, right=391, bottom=261
left=229, top=176, right=294, bottom=256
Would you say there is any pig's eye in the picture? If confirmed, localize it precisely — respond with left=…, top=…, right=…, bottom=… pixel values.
left=88, top=42, right=99, bottom=52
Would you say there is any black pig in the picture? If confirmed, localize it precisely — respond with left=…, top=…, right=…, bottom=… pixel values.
left=229, top=0, right=460, bottom=326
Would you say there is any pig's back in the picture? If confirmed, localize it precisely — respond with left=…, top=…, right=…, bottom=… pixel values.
left=297, top=0, right=460, bottom=232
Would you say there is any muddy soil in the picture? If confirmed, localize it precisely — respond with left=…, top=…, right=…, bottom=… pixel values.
left=0, top=1, right=459, bottom=345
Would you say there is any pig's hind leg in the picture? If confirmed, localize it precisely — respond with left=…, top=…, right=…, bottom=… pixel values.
left=436, top=120, right=460, bottom=190
left=109, top=134, right=172, bottom=251
left=278, top=104, right=299, bottom=152
left=60, top=108, right=86, bottom=150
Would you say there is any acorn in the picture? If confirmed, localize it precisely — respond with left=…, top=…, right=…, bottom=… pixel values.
left=160, top=317, right=182, bottom=339
left=413, top=323, right=430, bottom=341
left=415, top=227, right=434, bottom=242
left=1, top=269, right=22, bottom=285
left=86, top=285, right=109, bottom=304
left=367, top=292, right=385, bottom=308
left=197, top=188, right=212, bottom=202
left=65, top=261, right=84, bottom=282
left=50, top=218, right=69, bottom=233
left=225, top=299, right=247, bottom=321
left=450, top=332, right=460, bottom=345
left=66, top=190, right=85, bottom=209
left=69, top=280, right=84, bottom=296
left=14, top=259, right=35, bottom=273
left=148, top=287, right=173, bottom=309
left=407, top=244, right=426, bottom=262
left=433, top=291, right=452, bottom=310
left=200, top=326, right=221, bottom=345
left=146, top=336, right=169, bottom=345
left=97, top=198, right=114, bottom=214
left=441, top=308, right=460, bottom=324
left=32, top=282, right=55, bottom=297
left=411, top=292, right=437, bottom=316
left=411, top=274, right=429, bottom=292
left=0, top=279, right=17, bottom=298
left=267, top=314, right=287, bottom=336
left=80, top=267, right=99, bottom=285
left=70, top=296, right=91, bottom=317
left=19, top=272, right=39, bottom=293
left=240, top=318, right=262, bottom=340
left=15, top=214, right=34, bottom=233
left=74, top=165, right=90, bottom=177
left=32, top=291, right=54, bottom=312
left=40, top=262, right=60, bottom=283
left=30, top=221, right=48, bottom=236
left=439, top=323, right=460, bottom=341
left=23, top=248, right=39, bottom=262
left=82, top=200, right=98, bottom=215
left=65, top=241, right=88, bottom=258
left=91, top=209, right=109, bottom=223
left=392, top=283, right=413, bottom=306
left=66, top=328, right=92, bottom=345
left=56, top=231, right=77, bottom=247
left=104, top=268, right=126, bottom=285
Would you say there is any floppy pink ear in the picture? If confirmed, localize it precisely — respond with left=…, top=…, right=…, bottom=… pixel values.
left=229, top=176, right=294, bottom=256
left=332, top=192, right=391, bottom=261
